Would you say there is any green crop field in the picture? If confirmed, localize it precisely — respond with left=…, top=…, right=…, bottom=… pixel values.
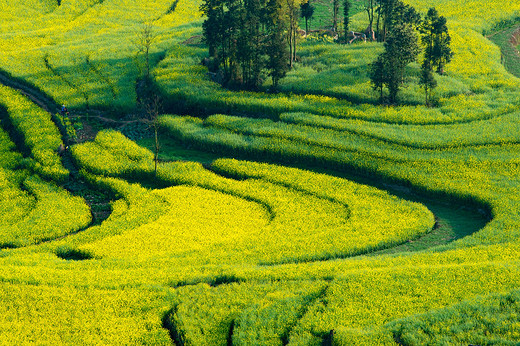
left=1, top=0, right=520, bottom=344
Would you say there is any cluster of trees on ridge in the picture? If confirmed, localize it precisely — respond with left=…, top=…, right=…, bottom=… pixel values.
left=200, top=0, right=453, bottom=105
left=200, top=0, right=298, bottom=89
left=370, top=7, right=453, bottom=104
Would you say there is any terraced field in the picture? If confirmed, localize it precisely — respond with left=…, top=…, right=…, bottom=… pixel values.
left=1, top=0, right=520, bottom=345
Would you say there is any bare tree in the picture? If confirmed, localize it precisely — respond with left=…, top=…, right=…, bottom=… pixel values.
left=363, top=0, right=376, bottom=41
left=145, top=95, right=162, bottom=175
left=136, top=23, right=157, bottom=78
left=285, top=0, right=300, bottom=67
left=343, top=0, right=351, bottom=41
left=333, top=0, right=339, bottom=33
left=300, top=1, right=314, bottom=34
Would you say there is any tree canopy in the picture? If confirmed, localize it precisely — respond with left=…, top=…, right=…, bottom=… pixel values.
left=200, top=0, right=290, bottom=89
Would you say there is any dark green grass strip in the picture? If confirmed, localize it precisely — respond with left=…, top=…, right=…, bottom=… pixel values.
left=142, top=133, right=490, bottom=261
left=137, top=136, right=222, bottom=164
left=297, top=165, right=490, bottom=258
left=368, top=192, right=486, bottom=256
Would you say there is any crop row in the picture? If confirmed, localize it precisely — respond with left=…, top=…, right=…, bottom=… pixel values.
left=69, top=130, right=433, bottom=265
left=154, top=11, right=520, bottom=127
left=0, top=85, right=68, bottom=182
left=0, top=84, right=91, bottom=247
left=202, top=113, right=506, bottom=161
left=156, top=52, right=519, bottom=125
left=167, top=256, right=520, bottom=345
left=386, top=287, right=520, bottom=345
left=280, top=110, right=520, bottom=149
left=0, top=174, right=90, bottom=248
left=159, top=114, right=516, bottom=201
left=0, top=281, right=171, bottom=345
left=1, top=0, right=519, bottom=125
left=166, top=280, right=327, bottom=345
left=0, top=0, right=519, bottom=344
left=158, top=114, right=520, bottom=261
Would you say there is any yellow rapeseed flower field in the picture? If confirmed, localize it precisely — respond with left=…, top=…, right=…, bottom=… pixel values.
left=0, top=0, right=520, bottom=344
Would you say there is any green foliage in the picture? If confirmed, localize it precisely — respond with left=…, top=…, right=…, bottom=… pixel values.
left=343, top=0, right=351, bottom=38
left=419, top=7, right=453, bottom=74
left=0, top=175, right=90, bottom=248
left=200, top=0, right=289, bottom=89
left=371, top=23, right=420, bottom=103
left=300, top=1, right=314, bottom=34
left=378, top=0, right=421, bottom=42
left=419, top=62, right=437, bottom=105
left=167, top=281, right=326, bottom=345
left=388, top=289, right=520, bottom=345
left=266, top=0, right=290, bottom=89
left=0, top=85, right=68, bottom=182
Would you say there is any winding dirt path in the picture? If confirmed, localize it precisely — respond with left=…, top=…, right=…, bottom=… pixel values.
left=0, top=71, right=115, bottom=231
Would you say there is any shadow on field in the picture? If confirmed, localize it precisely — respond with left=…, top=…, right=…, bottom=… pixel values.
left=139, top=134, right=491, bottom=262
left=302, top=164, right=491, bottom=258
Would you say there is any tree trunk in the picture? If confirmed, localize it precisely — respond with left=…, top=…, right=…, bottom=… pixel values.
left=293, top=29, right=297, bottom=63
left=154, top=123, right=159, bottom=175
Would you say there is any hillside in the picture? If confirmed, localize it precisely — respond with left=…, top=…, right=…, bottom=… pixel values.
left=1, top=0, right=520, bottom=344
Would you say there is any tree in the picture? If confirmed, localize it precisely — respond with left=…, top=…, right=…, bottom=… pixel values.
left=267, top=0, right=290, bottom=89
left=376, top=0, right=395, bottom=42
left=136, top=23, right=157, bottom=79
left=237, top=0, right=264, bottom=89
left=419, top=7, right=435, bottom=70
left=432, top=16, right=452, bottom=74
left=300, top=1, right=314, bottom=34
left=333, top=0, right=340, bottom=33
left=376, top=0, right=420, bottom=42
left=200, top=0, right=243, bottom=86
left=370, top=24, right=419, bottom=103
left=222, top=0, right=243, bottom=85
left=369, top=54, right=386, bottom=102
left=419, top=62, right=437, bottom=106
left=135, top=23, right=160, bottom=112
left=343, top=0, right=351, bottom=41
left=384, top=24, right=420, bottom=66
left=286, top=0, right=300, bottom=67
left=200, top=0, right=291, bottom=89
left=391, top=1, right=420, bottom=29
left=385, top=24, right=419, bottom=103
left=200, top=0, right=224, bottom=58
left=145, top=96, right=162, bottom=175
left=363, top=0, right=376, bottom=41
left=420, top=8, right=453, bottom=74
